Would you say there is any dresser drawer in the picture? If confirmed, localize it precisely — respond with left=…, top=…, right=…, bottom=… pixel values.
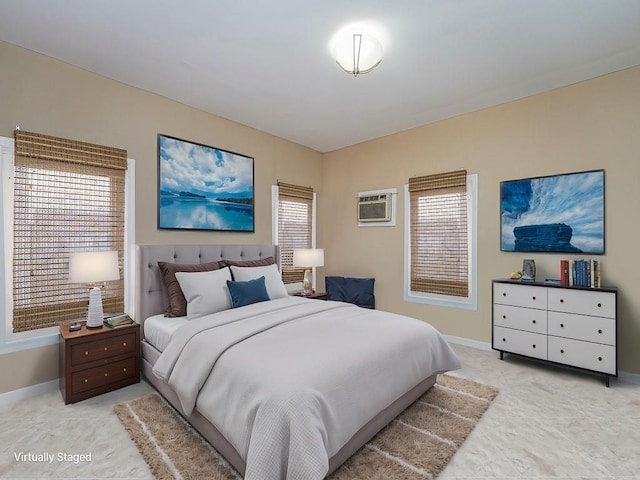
left=494, top=283, right=547, bottom=309
left=547, top=289, right=615, bottom=318
left=71, top=357, right=137, bottom=395
left=493, top=304, right=547, bottom=334
left=493, top=326, right=547, bottom=360
left=548, top=312, right=615, bottom=345
left=70, top=331, right=136, bottom=366
left=548, top=336, right=616, bottom=375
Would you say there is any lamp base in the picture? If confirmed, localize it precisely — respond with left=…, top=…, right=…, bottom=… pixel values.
left=86, top=287, right=105, bottom=329
left=302, top=269, right=313, bottom=296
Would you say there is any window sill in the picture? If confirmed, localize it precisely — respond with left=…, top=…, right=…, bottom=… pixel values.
left=404, top=291, right=477, bottom=311
left=0, top=327, right=59, bottom=354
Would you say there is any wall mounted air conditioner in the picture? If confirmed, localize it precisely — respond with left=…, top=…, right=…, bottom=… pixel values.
left=357, top=193, right=391, bottom=222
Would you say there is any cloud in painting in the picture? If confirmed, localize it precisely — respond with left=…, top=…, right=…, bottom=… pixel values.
left=159, top=136, right=253, bottom=197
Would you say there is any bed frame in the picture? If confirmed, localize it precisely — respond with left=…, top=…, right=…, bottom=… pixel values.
left=136, top=244, right=437, bottom=477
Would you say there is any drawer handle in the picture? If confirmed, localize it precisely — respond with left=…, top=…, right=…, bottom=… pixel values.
left=532, top=319, right=536, bottom=324
left=104, top=373, right=108, bottom=377
left=560, top=299, right=564, bottom=303
left=502, top=315, right=506, bottom=319
left=560, top=349, right=564, bottom=354
left=598, top=356, right=603, bottom=362
left=84, top=351, right=89, bottom=356
left=597, top=303, right=602, bottom=308
left=532, top=296, right=536, bottom=300
left=123, top=342, right=127, bottom=347
left=84, top=379, right=88, bottom=383
left=532, top=344, right=536, bottom=349
left=502, top=338, right=506, bottom=342
left=502, top=292, right=506, bottom=296
left=104, top=347, right=108, bottom=351
left=123, top=368, right=127, bottom=372
left=560, top=323, right=564, bottom=328
left=598, top=329, right=602, bottom=334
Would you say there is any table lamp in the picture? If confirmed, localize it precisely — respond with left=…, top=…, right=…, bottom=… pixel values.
left=292, top=248, right=324, bottom=295
left=69, top=250, right=120, bottom=328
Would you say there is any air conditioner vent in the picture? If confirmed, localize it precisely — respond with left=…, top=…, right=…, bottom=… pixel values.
left=358, top=193, right=391, bottom=222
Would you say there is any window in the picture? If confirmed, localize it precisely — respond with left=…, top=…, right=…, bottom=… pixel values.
left=404, top=170, right=477, bottom=310
left=9, top=131, right=127, bottom=334
left=272, top=182, right=316, bottom=285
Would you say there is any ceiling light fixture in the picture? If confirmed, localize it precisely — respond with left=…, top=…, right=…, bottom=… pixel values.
left=333, top=31, right=383, bottom=76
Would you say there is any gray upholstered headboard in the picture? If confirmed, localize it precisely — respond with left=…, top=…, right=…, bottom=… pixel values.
left=136, top=244, right=278, bottom=324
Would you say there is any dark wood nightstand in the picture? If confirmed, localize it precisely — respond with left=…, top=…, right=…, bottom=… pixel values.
left=294, top=292, right=328, bottom=300
left=59, top=322, right=140, bottom=404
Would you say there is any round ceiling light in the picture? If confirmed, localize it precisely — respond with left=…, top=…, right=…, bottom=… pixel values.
left=332, top=29, right=383, bottom=76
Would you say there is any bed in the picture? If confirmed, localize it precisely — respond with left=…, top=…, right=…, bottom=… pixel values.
left=136, top=244, right=461, bottom=480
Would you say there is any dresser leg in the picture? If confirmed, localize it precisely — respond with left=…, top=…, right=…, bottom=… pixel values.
left=605, top=375, right=610, bottom=388
left=499, top=351, right=504, bottom=361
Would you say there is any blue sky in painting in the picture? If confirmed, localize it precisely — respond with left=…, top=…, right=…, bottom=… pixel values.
left=159, top=136, right=253, bottom=199
left=501, top=171, right=604, bottom=253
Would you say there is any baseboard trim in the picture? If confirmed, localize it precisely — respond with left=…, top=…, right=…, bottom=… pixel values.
left=618, top=370, right=640, bottom=385
left=444, top=334, right=492, bottom=351
left=0, top=379, right=58, bottom=410
left=444, top=334, right=640, bottom=386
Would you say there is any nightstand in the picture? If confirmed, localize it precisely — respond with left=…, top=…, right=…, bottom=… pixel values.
left=294, top=292, right=328, bottom=300
left=59, top=322, right=140, bottom=404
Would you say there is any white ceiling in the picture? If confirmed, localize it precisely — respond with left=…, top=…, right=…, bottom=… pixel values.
left=1, top=1, right=640, bottom=152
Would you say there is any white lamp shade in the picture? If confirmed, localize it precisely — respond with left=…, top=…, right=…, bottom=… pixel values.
left=292, top=248, right=324, bottom=268
left=333, top=32, right=383, bottom=75
left=69, top=250, right=120, bottom=284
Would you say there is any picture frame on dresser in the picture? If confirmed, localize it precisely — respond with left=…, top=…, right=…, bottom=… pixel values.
left=492, top=279, right=617, bottom=387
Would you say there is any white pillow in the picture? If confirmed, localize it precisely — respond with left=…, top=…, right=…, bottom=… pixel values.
left=175, top=267, right=232, bottom=320
left=230, top=264, right=288, bottom=299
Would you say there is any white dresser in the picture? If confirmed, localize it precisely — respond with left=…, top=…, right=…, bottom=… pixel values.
left=492, top=279, right=617, bottom=386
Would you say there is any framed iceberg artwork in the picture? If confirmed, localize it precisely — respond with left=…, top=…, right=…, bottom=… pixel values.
left=500, top=170, right=604, bottom=254
left=158, top=134, right=254, bottom=232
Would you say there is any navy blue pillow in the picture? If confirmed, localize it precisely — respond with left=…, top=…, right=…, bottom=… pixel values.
left=226, top=276, right=270, bottom=308
left=325, top=276, right=375, bottom=309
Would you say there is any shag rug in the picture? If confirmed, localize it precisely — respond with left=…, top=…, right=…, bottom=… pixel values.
left=114, top=375, right=498, bottom=480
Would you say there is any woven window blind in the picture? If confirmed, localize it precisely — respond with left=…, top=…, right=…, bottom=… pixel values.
left=12, top=130, right=127, bottom=333
left=277, top=182, right=313, bottom=284
left=409, top=170, right=468, bottom=297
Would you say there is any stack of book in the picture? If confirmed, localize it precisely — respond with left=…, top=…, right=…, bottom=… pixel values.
left=560, top=259, right=601, bottom=288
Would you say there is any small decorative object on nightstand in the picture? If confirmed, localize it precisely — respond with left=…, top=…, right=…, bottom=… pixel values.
left=59, top=321, right=140, bottom=404
left=294, top=291, right=328, bottom=300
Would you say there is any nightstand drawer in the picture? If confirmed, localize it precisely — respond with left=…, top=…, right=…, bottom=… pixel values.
left=71, top=357, right=137, bottom=395
left=70, top=331, right=136, bottom=366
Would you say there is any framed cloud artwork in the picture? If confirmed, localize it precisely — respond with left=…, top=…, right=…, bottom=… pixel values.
left=500, top=169, right=604, bottom=254
left=157, top=134, right=254, bottom=232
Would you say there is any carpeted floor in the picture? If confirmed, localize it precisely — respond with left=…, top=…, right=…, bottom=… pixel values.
left=114, top=374, right=498, bottom=480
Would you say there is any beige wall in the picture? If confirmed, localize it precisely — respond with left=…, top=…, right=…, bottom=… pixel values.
left=1, top=40, right=639, bottom=395
left=0, top=41, right=323, bottom=393
left=321, top=66, right=640, bottom=374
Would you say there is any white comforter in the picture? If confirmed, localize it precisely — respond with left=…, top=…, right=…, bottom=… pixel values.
left=153, top=296, right=461, bottom=480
